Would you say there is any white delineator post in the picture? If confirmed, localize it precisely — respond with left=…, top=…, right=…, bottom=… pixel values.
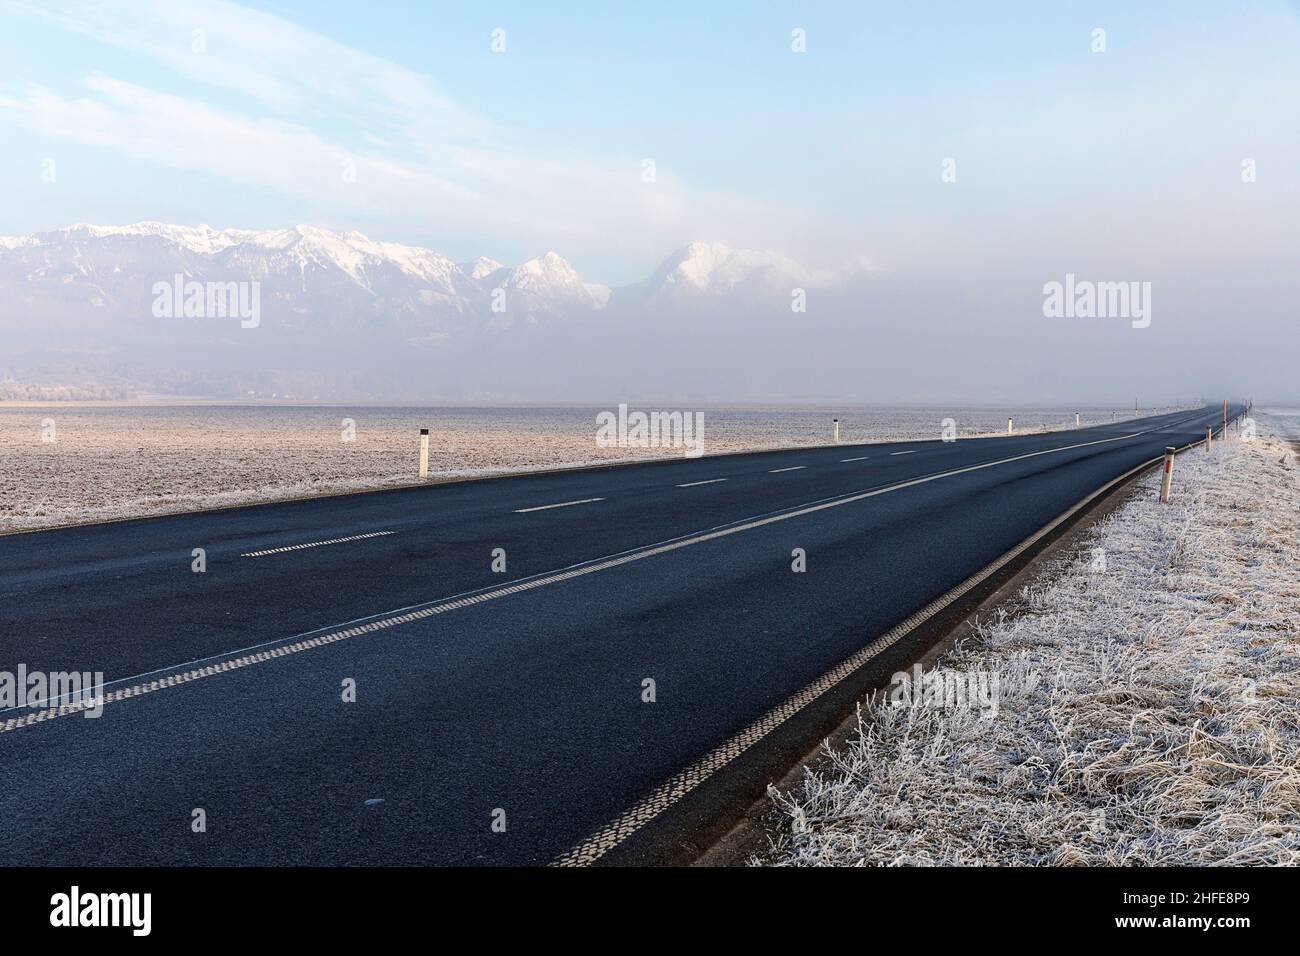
left=1206, top=426, right=1213, bottom=451
left=1159, top=446, right=1175, bottom=503
left=1007, top=417, right=1013, bottom=434
left=419, top=428, right=429, bottom=479
left=832, top=418, right=840, bottom=445
left=1075, top=412, right=1080, bottom=428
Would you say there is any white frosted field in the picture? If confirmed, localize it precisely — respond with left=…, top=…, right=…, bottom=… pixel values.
left=1, top=402, right=1145, bottom=532
left=759, top=412, right=1300, bottom=866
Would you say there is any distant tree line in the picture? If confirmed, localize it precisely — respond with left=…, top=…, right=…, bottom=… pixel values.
left=0, top=378, right=135, bottom=401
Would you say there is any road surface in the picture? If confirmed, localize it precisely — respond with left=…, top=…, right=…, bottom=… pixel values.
left=0, top=405, right=1241, bottom=865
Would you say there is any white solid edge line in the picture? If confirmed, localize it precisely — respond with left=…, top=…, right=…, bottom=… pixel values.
left=768, top=466, right=806, bottom=473
left=513, top=497, right=606, bottom=513
left=1, top=411, right=1211, bottom=727
left=676, top=478, right=728, bottom=488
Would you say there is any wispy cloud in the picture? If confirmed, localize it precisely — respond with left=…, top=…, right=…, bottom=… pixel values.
left=10, top=0, right=486, bottom=140
left=0, top=0, right=809, bottom=273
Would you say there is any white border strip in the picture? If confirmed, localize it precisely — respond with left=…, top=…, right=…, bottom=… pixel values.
left=241, top=530, right=395, bottom=558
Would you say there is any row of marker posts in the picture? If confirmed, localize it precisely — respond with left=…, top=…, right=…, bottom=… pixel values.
left=1006, top=412, right=1082, bottom=436
left=1161, top=399, right=1245, bottom=504
left=413, top=401, right=1246, bottom=484
left=421, top=417, right=859, bottom=470
left=1006, top=413, right=1082, bottom=435
left=998, top=400, right=1241, bottom=505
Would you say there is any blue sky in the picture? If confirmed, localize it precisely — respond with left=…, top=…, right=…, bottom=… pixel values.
left=1, top=0, right=1298, bottom=285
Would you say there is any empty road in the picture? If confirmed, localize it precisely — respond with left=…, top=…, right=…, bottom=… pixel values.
left=0, top=405, right=1241, bottom=865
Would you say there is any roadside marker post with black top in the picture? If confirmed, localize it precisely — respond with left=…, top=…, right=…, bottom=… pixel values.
left=1159, top=446, right=1175, bottom=503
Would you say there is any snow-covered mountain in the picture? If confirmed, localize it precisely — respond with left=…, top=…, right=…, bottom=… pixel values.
left=0, top=223, right=862, bottom=399
left=3, top=223, right=573, bottom=317
left=636, top=241, right=813, bottom=301
left=0, top=224, right=840, bottom=317
left=460, top=256, right=504, bottom=281
left=484, top=251, right=612, bottom=322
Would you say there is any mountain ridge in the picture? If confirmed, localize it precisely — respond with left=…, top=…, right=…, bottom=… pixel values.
left=0, top=222, right=874, bottom=400
left=0, top=222, right=864, bottom=311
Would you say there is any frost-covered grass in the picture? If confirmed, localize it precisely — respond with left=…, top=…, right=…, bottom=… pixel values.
left=759, top=414, right=1300, bottom=866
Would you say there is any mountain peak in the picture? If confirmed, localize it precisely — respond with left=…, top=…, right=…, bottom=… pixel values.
left=681, top=239, right=734, bottom=257
left=515, top=251, right=577, bottom=278
left=461, top=256, right=504, bottom=281
left=496, top=251, right=605, bottom=313
left=641, top=241, right=811, bottom=300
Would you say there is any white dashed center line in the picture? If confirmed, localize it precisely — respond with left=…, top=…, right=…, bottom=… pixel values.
left=840, top=456, right=869, bottom=462
left=889, top=450, right=916, bottom=456
left=513, top=497, right=606, bottom=513
left=676, top=478, right=728, bottom=488
left=768, top=466, right=806, bottom=473
left=3, top=411, right=1208, bottom=740
left=241, top=530, right=396, bottom=558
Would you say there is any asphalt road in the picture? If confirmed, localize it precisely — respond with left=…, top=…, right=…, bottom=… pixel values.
left=0, top=404, right=1241, bottom=865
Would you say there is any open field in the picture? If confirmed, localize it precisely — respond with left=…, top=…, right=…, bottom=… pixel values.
left=0, top=402, right=1143, bottom=532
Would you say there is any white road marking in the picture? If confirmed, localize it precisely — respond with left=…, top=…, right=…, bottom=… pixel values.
left=840, top=456, right=869, bottom=462
left=676, top=478, right=728, bottom=488
left=513, top=497, right=605, bottom=513
left=241, top=530, right=395, bottom=558
left=768, top=466, right=806, bottom=473
left=889, top=450, right=916, bottom=456
left=2, top=413, right=1210, bottom=740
